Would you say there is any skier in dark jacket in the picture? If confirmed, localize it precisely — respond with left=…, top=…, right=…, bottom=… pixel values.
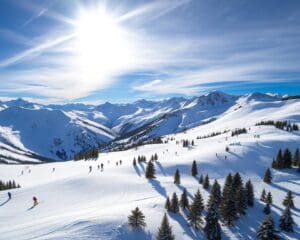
left=8, top=192, right=11, bottom=199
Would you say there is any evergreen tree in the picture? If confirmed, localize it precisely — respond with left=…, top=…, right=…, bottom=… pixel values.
left=283, top=148, right=292, bottom=168
left=257, top=215, right=279, bottom=240
left=128, top=207, right=146, bottom=228
left=263, top=203, right=271, bottom=215
left=165, top=197, right=171, bottom=211
left=275, top=149, right=284, bottom=169
left=232, top=172, right=243, bottom=193
left=260, top=189, right=266, bottom=202
left=279, top=206, right=294, bottom=232
left=220, top=175, right=237, bottom=226
left=174, top=169, right=180, bottom=185
left=204, top=202, right=222, bottom=240
left=170, top=192, right=179, bottom=213
left=179, top=188, right=189, bottom=210
left=191, top=160, right=198, bottom=177
left=245, top=180, right=254, bottom=207
left=266, top=192, right=273, bottom=204
left=292, top=148, right=300, bottom=167
left=187, top=189, right=204, bottom=230
left=203, top=174, right=210, bottom=189
left=282, top=191, right=294, bottom=208
left=236, top=185, right=247, bottom=215
left=207, top=180, right=222, bottom=208
left=263, top=168, right=272, bottom=184
left=156, top=213, right=175, bottom=240
left=199, top=174, right=203, bottom=184
left=222, top=173, right=233, bottom=199
left=145, top=161, right=156, bottom=179
left=271, top=158, right=277, bottom=169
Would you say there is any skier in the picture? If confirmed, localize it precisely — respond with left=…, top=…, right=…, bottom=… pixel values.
left=33, top=196, right=38, bottom=206
left=89, top=166, right=92, bottom=173
left=119, top=160, right=122, bottom=165
left=116, top=162, right=118, bottom=166
left=97, top=165, right=100, bottom=170
left=52, top=167, right=55, bottom=172
left=8, top=192, right=11, bottom=200
left=101, top=163, right=104, bottom=171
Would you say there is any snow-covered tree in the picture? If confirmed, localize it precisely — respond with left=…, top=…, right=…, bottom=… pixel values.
left=170, top=192, right=179, bottom=213
left=282, top=191, right=294, bottom=208
left=279, top=206, right=294, bottom=232
left=204, top=202, right=222, bottom=240
left=257, top=215, right=279, bottom=240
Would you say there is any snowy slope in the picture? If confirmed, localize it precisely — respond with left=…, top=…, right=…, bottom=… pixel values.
left=0, top=99, right=299, bottom=239
left=0, top=92, right=297, bottom=163
left=0, top=107, right=115, bottom=161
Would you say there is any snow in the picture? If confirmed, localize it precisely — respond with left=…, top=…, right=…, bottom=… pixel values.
left=0, top=100, right=299, bottom=239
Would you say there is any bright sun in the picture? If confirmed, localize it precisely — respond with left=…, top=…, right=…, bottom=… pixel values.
left=75, top=10, right=131, bottom=82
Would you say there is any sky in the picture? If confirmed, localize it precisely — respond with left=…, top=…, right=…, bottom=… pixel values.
left=0, top=0, right=300, bottom=103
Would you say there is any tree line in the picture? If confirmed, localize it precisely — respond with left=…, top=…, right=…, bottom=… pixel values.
left=0, top=179, right=20, bottom=191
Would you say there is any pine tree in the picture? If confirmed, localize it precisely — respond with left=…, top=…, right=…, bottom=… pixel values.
left=282, top=191, right=294, bottom=208
left=271, top=158, right=277, bottom=169
left=283, top=148, right=292, bottom=168
left=187, top=189, right=204, bottom=230
left=292, top=148, right=300, bottom=167
left=260, top=189, right=266, bottom=202
left=128, top=207, right=146, bottom=228
left=245, top=180, right=254, bottom=207
left=165, top=197, right=171, bottom=211
left=204, top=202, right=222, bottom=240
left=156, top=213, right=175, bottom=240
left=207, top=180, right=222, bottom=208
left=145, top=160, right=156, bottom=179
left=263, top=203, right=271, bottom=214
left=232, top=172, right=243, bottom=193
left=257, top=215, right=279, bottom=240
left=266, top=192, right=272, bottom=204
left=174, top=169, right=180, bottom=185
left=279, top=206, right=294, bottom=232
left=170, top=192, right=179, bottom=213
left=275, top=149, right=284, bottom=169
left=191, top=160, right=198, bottom=177
left=199, top=174, right=203, bottom=184
left=203, top=174, right=210, bottom=189
left=236, top=185, right=247, bottom=215
left=220, top=176, right=237, bottom=226
left=263, top=168, right=272, bottom=184
left=179, top=188, right=189, bottom=210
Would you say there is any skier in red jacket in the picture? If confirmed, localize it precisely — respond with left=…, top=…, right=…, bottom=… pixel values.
left=33, top=196, right=38, bottom=206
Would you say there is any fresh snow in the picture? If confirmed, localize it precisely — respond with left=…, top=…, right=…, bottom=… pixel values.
left=0, top=95, right=299, bottom=239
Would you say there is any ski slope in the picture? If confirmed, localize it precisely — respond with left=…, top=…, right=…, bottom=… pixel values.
left=0, top=118, right=299, bottom=239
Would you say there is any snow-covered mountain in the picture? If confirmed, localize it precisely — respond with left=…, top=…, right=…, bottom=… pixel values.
left=0, top=91, right=296, bottom=163
left=0, top=94, right=299, bottom=239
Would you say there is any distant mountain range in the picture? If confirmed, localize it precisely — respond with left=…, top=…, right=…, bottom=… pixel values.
left=0, top=91, right=295, bottom=163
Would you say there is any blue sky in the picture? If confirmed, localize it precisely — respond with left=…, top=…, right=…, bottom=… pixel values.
left=0, top=0, right=299, bottom=103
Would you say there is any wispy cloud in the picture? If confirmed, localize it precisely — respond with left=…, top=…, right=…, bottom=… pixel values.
left=0, top=0, right=299, bottom=102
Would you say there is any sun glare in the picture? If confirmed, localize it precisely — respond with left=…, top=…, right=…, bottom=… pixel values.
left=75, top=10, right=131, bottom=83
